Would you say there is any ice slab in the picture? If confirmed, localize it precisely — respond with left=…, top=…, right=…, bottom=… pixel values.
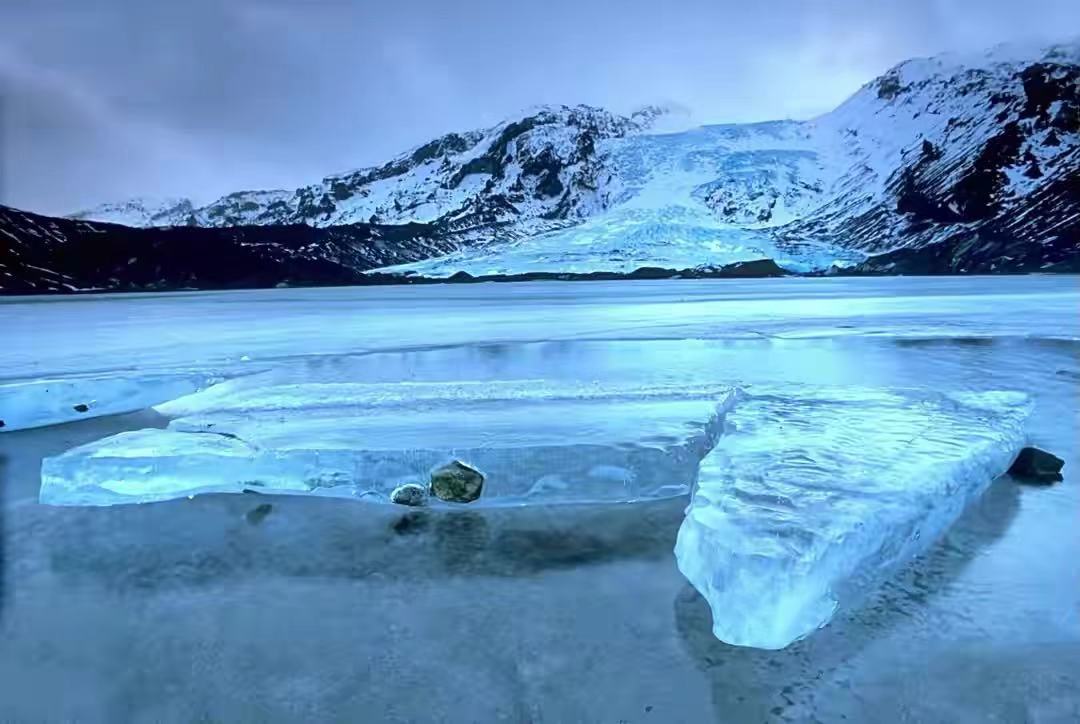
left=156, top=377, right=738, bottom=416
left=41, top=382, right=736, bottom=506
left=675, top=386, right=1031, bottom=650
left=0, top=372, right=221, bottom=432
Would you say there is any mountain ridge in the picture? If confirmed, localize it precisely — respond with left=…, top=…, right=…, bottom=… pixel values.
left=17, top=39, right=1080, bottom=286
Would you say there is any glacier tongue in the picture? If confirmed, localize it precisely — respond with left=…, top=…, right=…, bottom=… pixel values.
left=675, top=386, right=1031, bottom=650
left=41, top=381, right=736, bottom=506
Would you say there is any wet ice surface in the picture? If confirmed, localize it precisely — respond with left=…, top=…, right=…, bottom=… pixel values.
left=1, top=277, right=1075, bottom=383
left=0, top=371, right=222, bottom=432
left=2, top=278, right=1080, bottom=721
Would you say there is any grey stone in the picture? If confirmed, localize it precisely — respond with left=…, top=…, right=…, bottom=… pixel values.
left=429, top=460, right=485, bottom=503
left=391, top=482, right=429, bottom=507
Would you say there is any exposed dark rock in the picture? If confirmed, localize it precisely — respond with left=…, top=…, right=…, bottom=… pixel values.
left=72, top=404, right=90, bottom=413
left=628, top=266, right=677, bottom=279
left=876, top=74, right=904, bottom=100
left=330, top=182, right=352, bottom=201
left=1020, top=63, right=1080, bottom=127
left=920, top=139, right=942, bottom=161
left=702, top=258, right=787, bottom=278
left=390, top=482, right=429, bottom=507
left=0, top=420, right=6, bottom=428
left=535, top=170, right=565, bottom=199
left=952, top=122, right=1024, bottom=221
left=409, top=132, right=474, bottom=165
left=0, top=204, right=454, bottom=294
left=1008, top=446, right=1065, bottom=483
left=430, top=460, right=485, bottom=503
left=897, top=168, right=961, bottom=223
left=449, top=152, right=501, bottom=188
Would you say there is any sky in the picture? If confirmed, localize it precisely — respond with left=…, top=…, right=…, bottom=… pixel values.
left=1, top=0, right=1078, bottom=216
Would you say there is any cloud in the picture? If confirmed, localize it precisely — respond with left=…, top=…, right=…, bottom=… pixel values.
left=2, top=0, right=1078, bottom=215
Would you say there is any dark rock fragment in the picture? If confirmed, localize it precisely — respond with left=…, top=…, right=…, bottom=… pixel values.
left=430, top=460, right=485, bottom=503
left=391, top=482, right=429, bottom=507
left=1008, top=446, right=1065, bottom=483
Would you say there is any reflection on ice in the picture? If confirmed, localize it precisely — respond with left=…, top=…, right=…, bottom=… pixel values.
left=675, top=386, right=1031, bottom=650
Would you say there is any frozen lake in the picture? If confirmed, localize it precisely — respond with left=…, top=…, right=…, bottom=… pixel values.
left=2, top=276, right=1077, bottom=380
left=1, top=277, right=1079, bottom=720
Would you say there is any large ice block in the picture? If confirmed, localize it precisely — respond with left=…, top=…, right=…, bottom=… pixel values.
left=675, top=386, right=1031, bottom=650
left=0, top=371, right=220, bottom=432
left=42, top=381, right=736, bottom=506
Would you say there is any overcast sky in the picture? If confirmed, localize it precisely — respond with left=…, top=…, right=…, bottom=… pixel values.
left=2, top=0, right=1078, bottom=216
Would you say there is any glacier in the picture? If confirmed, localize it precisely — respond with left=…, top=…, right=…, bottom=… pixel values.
left=675, top=386, right=1032, bottom=650
left=381, top=121, right=858, bottom=277
left=41, top=380, right=736, bottom=506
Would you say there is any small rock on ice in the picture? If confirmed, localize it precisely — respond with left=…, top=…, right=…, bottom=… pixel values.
left=430, top=460, right=484, bottom=503
left=1008, top=446, right=1065, bottom=483
left=391, top=482, right=429, bottom=506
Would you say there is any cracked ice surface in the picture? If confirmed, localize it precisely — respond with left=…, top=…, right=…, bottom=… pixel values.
left=675, top=386, right=1031, bottom=650
left=41, top=381, right=736, bottom=506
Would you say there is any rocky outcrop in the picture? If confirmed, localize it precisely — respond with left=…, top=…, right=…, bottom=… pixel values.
left=787, top=41, right=1080, bottom=272
left=0, top=204, right=453, bottom=294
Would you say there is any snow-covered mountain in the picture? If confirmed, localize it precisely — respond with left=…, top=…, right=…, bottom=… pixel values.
left=71, top=105, right=665, bottom=233
left=69, top=197, right=197, bottom=227
left=59, top=39, right=1080, bottom=277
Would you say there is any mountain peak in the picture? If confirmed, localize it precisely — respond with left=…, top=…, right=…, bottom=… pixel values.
left=69, top=197, right=195, bottom=227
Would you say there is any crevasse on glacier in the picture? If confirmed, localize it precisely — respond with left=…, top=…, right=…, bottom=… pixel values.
left=35, top=375, right=1030, bottom=651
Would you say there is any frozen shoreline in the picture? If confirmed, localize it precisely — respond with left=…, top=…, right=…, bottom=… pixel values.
left=1, top=279, right=1078, bottom=719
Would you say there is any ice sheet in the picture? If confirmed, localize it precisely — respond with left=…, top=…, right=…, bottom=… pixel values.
left=3, top=278, right=1076, bottom=384
left=674, top=386, right=1031, bottom=650
left=0, top=372, right=221, bottom=432
left=41, top=382, right=736, bottom=506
